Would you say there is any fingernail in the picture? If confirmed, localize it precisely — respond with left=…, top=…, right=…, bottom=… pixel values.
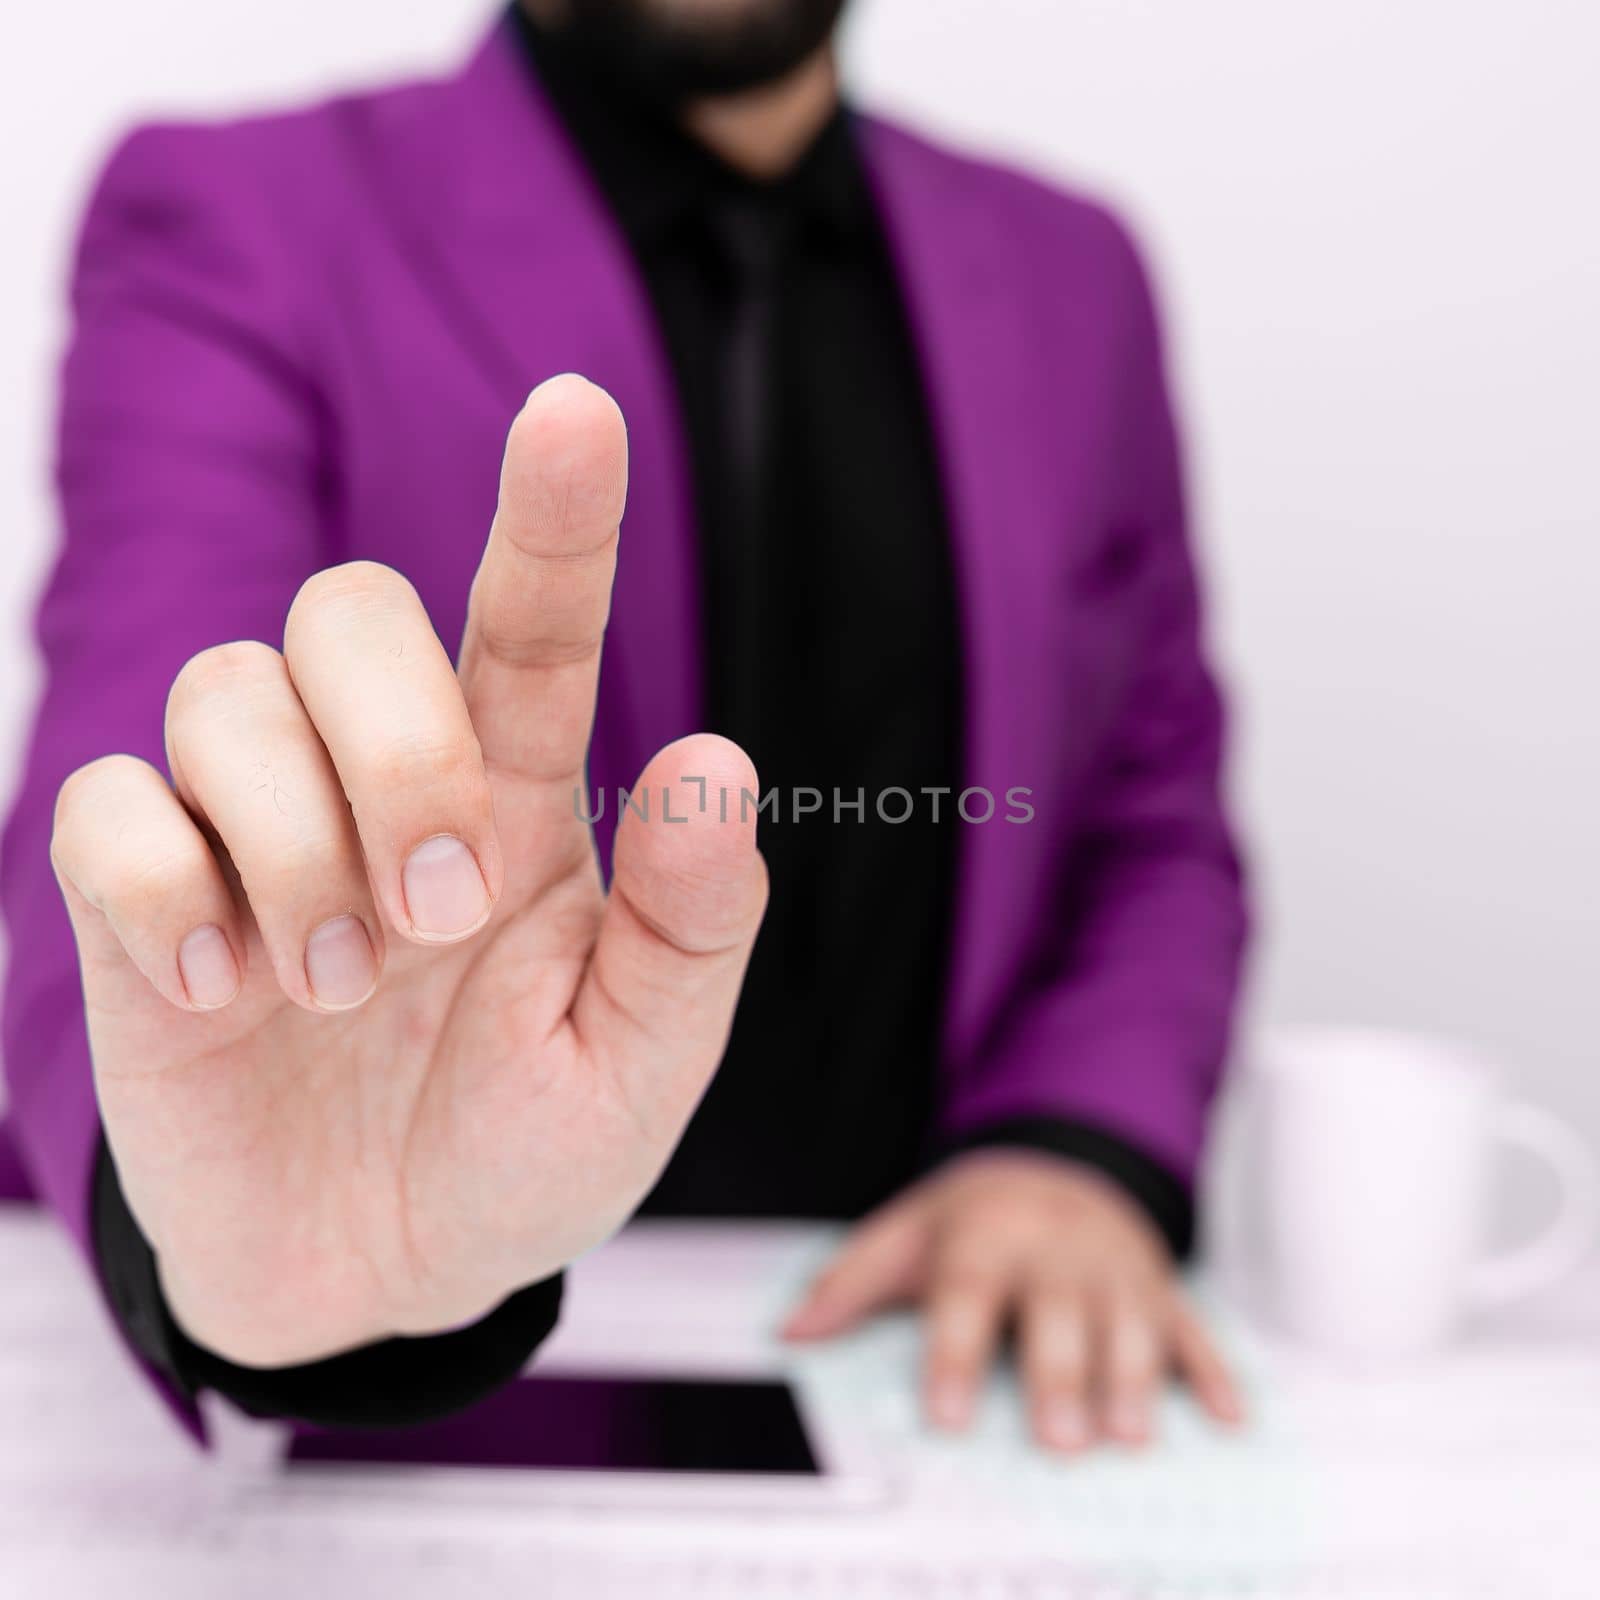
left=929, top=1380, right=972, bottom=1430
left=1038, top=1401, right=1091, bottom=1453
left=305, top=914, right=378, bottom=1009
left=178, top=924, right=240, bottom=1009
left=402, top=835, right=490, bottom=939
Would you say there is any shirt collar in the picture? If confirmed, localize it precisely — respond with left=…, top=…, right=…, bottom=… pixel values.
left=510, top=4, right=873, bottom=248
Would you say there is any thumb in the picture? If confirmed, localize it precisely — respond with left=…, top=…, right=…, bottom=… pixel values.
left=572, top=735, right=767, bottom=1154
left=782, top=1195, right=932, bottom=1341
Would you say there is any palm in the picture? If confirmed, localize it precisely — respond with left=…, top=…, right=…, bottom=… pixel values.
left=58, top=379, right=765, bottom=1367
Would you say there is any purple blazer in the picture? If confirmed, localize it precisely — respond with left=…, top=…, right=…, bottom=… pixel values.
left=0, top=18, right=1246, bottom=1373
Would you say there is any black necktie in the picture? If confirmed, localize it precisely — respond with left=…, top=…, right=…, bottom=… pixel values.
left=705, top=193, right=794, bottom=762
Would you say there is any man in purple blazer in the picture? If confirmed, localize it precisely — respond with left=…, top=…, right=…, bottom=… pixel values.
left=0, top=0, right=1247, bottom=1451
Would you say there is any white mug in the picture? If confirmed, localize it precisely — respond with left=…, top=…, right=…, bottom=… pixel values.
left=1224, top=1028, right=1600, bottom=1360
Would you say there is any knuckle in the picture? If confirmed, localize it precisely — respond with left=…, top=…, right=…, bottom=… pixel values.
left=936, top=1233, right=990, bottom=1276
left=934, top=1258, right=1005, bottom=1303
left=1189, top=1329, right=1225, bottom=1373
left=288, top=560, right=415, bottom=636
left=926, top=1345, right=975, bottom=1381
left=1031, top=1332, right=1089, bottom=1385
left=104, top=845, right=211, bottom=921
left=1112, top=1338, right=1160, bottom=1384
left=52, top=758, right=171, bottom=891
left=810, top=1264, right=851, bottom=1300
left=1032, top=1365, right=1086, bottom=1400
left=255, top=837, right=351, bottom=887
left=1047, top=1354, right=1090, bottom=1390
left=53, top=754, right=151, bottom=837
left=931, top=1299, right=994, bottom=1352
left=168, top=640, right=285, bottom=720
left=473, top=579, right=586, bottom=666
left=1026, top=1318, right=1087, bottom=1376
left=949, top=1192, right=1025, bottom=1241
left=360, top=732, right=485, bottom=804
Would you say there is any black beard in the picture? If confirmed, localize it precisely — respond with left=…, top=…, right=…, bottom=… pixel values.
left=540, top=0, right=849, bottom=103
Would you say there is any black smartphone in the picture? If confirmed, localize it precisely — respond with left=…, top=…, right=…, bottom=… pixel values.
left=286, top=1372, right=821, bottom=1477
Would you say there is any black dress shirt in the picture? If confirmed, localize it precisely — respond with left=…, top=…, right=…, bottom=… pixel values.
left=92, top=7, right=1192, bottom=1426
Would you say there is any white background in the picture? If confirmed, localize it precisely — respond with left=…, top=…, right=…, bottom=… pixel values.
left=1, top=2, right=1596, bottom=1222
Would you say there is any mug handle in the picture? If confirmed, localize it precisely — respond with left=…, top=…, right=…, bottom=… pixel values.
left=1466, top=1102, right=1600, bottom=1308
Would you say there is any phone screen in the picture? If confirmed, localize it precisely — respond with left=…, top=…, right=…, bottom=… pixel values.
left=286, top=1373, right=822, bottom=1477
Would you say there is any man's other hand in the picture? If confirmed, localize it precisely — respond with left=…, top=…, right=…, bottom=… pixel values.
left=782, top=1148, right=1243, bottom=1453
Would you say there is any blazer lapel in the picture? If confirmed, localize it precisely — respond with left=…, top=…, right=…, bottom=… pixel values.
left=365, top=19, right=702, bottom=866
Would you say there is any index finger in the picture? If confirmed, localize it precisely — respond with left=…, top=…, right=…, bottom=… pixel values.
left=781, top=1198, right=929, bottom=1341
left=457, top=374, right=626, bottom=800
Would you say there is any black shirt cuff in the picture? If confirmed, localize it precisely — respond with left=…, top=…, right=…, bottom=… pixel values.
left=935, top=1116, right=1195, bottom=1261
left=91, top=1136, right=563, bottom=1428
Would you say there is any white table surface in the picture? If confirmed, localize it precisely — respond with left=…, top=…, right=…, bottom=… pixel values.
left=3, top=1207, right=1599, bottom=1599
